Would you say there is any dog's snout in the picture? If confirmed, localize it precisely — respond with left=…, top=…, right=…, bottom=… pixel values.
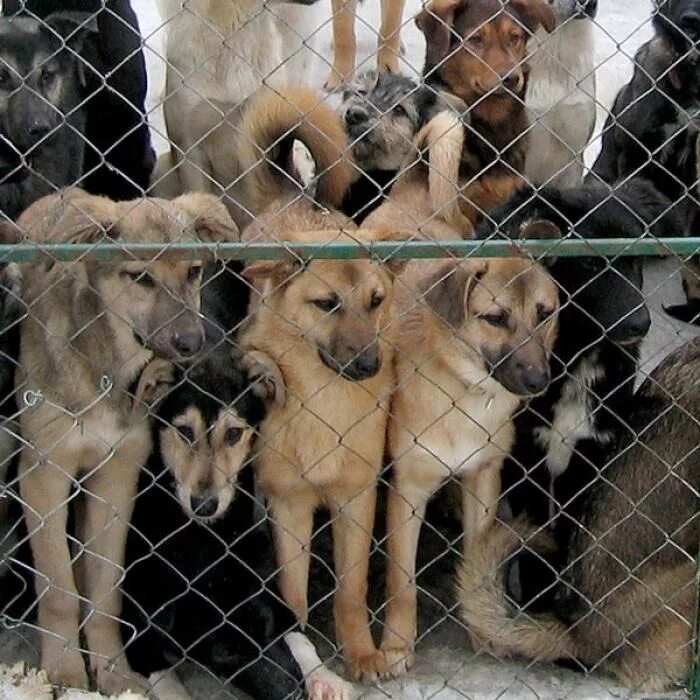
left=347, top=350, right=380, bottom=380
left=520, top=364, right=551, bottom=396
left=27, top=118, right=52, bottom=140
left=344, top=106, right=368, bottom=127
left=190, top=494, right=219, bottom=519
left=579, top=0, right=598, bottom=19
left=680, top=10, right=700, bottom=34
left=173, top=331, right=204, bottom=358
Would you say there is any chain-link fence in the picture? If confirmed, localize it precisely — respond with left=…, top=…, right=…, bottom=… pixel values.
left=0, top=0, right=697, bottom=698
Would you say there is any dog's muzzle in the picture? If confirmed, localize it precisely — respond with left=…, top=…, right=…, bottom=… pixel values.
left=318, top=346, right=381, bottom=381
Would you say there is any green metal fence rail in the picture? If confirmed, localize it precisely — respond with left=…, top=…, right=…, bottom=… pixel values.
left=0, top=236, right=698, bottom=262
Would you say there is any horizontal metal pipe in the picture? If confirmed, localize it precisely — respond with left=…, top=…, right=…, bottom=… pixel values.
left=0, top=237, right=697, bottom=262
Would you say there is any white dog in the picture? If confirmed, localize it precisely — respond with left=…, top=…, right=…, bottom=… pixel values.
left=525, top=0, right=598, bottom=188
left=154, top=0, right=321, bottom=196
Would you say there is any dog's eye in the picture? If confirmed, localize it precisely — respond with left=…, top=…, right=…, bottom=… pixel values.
left=313, top=297, right=340, bottom=313
left=176, top=425, right=195, bottom=443
left=369, top=292, right=385, bottom=310
left=224, top=426, right=243, bottom=446
left=0, top=68, right=11, bottom=89
left=537, top=305, right=554, bottom=323
left=39, top=66, right=57, bottom=89
left=479, top=312, right=508, bottom=328
left=123, top=270, right=155, bottom=288
left=466, top=33, right=483, bottom=49
left=392, top=104, right=407, bottom=117
left=509, top=33, right=524, bottom=47
left=187, top=265, right=202, bottom=283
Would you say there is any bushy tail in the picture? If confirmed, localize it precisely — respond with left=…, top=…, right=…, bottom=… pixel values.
left=238, top=87, right=353, bottom=209
left=410, top=110, right=473, bottom=237
left=457, top=519, right=575, bottom=662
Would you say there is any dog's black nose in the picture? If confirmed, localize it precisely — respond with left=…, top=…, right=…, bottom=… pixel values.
left=502, top=73, right=521, bottom=93
left=344, top=107, right=368, bottom=127
left=346, top=351, right=380, bottom=380
left=521, top=365, right=551, bottom=395
left=27, top=119, right=52, bottom=140
left=173, top=331, right=204, bottom=358
left=580, top=0, right=598, bottom=19
left=190, top=495, right=218, bottom=518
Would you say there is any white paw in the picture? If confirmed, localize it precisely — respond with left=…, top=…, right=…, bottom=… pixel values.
left=306, top=667, right=353, bottom=700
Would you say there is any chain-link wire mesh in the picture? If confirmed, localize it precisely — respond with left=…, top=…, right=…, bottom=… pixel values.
left=0, top=0, right=696, bottom=698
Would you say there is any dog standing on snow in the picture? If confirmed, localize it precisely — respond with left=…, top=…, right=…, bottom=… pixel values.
left=525, top=0, right=598, bottom=188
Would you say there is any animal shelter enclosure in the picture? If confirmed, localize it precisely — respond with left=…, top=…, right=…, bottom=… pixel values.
left=0, top=0, right=697, bottom=698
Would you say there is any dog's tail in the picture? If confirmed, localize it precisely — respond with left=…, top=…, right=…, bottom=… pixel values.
left=410, top=110, right=473, bottom=237
left=457, top=519, right=575, bottom=662
left=238, top=87, right=353, bottom=209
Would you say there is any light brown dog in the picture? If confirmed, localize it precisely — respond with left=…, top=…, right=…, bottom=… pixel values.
left=240, top=226, right=406, bottom=683
left=326, top=0, right=406, bottom=89
left=12, top=189, right=238, bottom=694
left=381, top=256, right=559, bottom=676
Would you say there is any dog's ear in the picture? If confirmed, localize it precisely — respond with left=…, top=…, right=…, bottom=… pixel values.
left=44, top=11, right=99, bottom=52
left=421, top=259, right=487, bottom=327
left=355, top=228, right=415, bottom=276
left=242, top=259, right=303, bottom=288
left=176, top=194, right=240, bottom=243
left=243, top=350, right=287, bottom=407
left=0, top=220, right=22, bottom=245
left=517, top=218, right=561, bottom=267
left=416, top=0, right=463, bottom=77
left=509, top=0, right=558, bottom=34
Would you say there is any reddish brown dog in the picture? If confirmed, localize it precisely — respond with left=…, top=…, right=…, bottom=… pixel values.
left=415, top=0, right=557, bottom=232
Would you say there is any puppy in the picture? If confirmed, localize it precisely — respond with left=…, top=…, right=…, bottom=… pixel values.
left=340, top=70, right=452, bottom=222
left=3, top=0, right=155, bottom=200
left=154, top=0, right=320, bottom=199
left=325, top=0, right=406, bottom=89
left=0, top=13, right=96, bottom=220
left=12, top=189, right=237, bottom=694
left=525, top=0, right=598, bottom=187
left=241, top=225, right=406, bottom=683
left=459, top=336, right=700, bottom=693
left=409, top=0, right=558, bottom=236
left=476, top=180, right=678, bottom=600
left=124, top=342, right=351, bottom=700
left=381, top=256, right=559, bottom=676
left=589, top=0, right=700, bottom=229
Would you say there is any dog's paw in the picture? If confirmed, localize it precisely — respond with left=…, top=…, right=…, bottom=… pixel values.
left=94, top=662, right=150, bottom=697
left=381, top=645, right=414, bottom=678
left=323, top=72, right=346, bottom=92
left=376, top=49, right=400, bottom=75
left=48, top=652, right=89, bottom=691
left=306, top=667, right=353, bottom=700
left=344, top=649, right=388, bottom=684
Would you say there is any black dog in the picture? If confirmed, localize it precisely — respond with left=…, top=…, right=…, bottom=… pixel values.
left=0, top=12, right=97, bottom=220
left=477, top=181, right=679, bottom=601
left=122, top=262, right=349, bottom=700
left=3, top=0, right=155, bottom=201
left=589, top=0, right=700, bottom=230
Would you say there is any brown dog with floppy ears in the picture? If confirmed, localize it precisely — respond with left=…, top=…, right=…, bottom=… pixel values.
left=241, top=226, right=407, bottom=683
left=381, top=256, right=559, bottom=676
left=13, top=189, right=238, bottom=695
left=415, top=0, right=558, bottom=234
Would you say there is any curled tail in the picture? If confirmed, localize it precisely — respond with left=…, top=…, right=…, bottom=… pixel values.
left=457, top=519, right=575, bottom=662
left=239, top=87, right=353, bottom=209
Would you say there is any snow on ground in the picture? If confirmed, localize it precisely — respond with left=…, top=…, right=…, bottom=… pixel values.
left=0, top=2, right=697, bottom=699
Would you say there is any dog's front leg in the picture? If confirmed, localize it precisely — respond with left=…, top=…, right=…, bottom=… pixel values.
left=377, top=0, right=405, bottom=74
left=381, top=458, right=442, bottom=678
left=329, top=483, right=385, bottom=683
left=462, top=462, right=502, bottom=551
left=19, top=446, right=89, bottom=690
left=81, top=440, right=150, bottom=696
left=326, top=0, right=357, bottom=90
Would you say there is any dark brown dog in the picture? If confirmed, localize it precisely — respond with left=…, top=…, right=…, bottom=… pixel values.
left=416, top=0, right=557, bottom=231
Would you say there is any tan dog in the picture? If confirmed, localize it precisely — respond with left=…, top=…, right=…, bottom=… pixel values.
left=13, top=189, right=237, bottom=694
left=326, top=0, right=406, bottom=89
left=381, top=256, right=559, bottom=676
left=241, top=226, right=406, bottom=683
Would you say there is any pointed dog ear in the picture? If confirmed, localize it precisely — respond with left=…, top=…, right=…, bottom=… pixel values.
left=242, top=259, right=303, bottom=287
left=517, top=218, right=561, bottom=267
left=421, top=259, right=487, bottom=328
left=509, top=0, right=558, bottom=34
left=416, top=0, right=463, bottom=77
left=44, top=11, right=99, bottom=54
left=358, top=228, right=415, bottom=276
left=243, top=350, right=287, bottom=407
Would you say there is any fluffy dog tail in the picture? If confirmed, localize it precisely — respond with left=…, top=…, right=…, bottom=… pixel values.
left=238, top=87, right=353, bottom=209
left=457, top=519, right=575, bottom=662
left=411, top=110, right=473, bottom=237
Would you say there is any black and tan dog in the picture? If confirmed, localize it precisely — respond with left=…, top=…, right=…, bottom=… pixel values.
left=459, top=336, right=700, bottom=693
left=381, top=255, right=559, bottom=676
left=11, top=189, right=237, bottom=694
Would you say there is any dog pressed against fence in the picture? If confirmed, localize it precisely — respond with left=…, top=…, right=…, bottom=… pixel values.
left=0, top=0, right=696, bottom=699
